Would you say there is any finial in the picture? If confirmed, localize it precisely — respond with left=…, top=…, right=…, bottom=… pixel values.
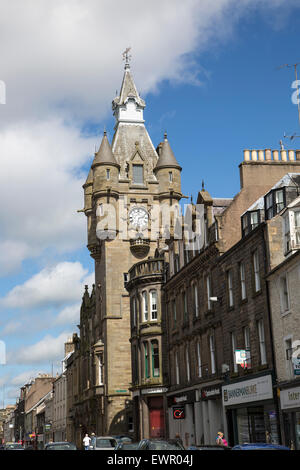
left=202, top=180, right=205, bottom=191
left=103, top=126, right=107, bottom=136
left=122, top=47, right=131, bottom=69
left=164, top=131, right=167, bottom=141
left=85, top=285, right=88, bottom=292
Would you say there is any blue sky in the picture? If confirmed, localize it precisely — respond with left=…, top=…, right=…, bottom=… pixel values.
left=0, top=0, right=300, bottom=405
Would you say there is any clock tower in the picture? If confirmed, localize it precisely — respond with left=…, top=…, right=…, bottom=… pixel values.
left=82, top=53, right=182, bottom=436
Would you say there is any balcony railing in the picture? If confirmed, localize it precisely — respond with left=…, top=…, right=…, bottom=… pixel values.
left=129, top=258, right=164, bottom=281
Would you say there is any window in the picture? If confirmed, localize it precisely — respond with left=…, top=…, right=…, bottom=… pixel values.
left=173, top=299, right=177, bottom=327
left=197, top=341, right=202, bottom=378
left=183, top=291, right=188, bottom=323
left=209, top=333, right=216, bottom=374
left=98, top=203, right=104, bottom=216
left=132, top=296, right=137, bottom=327
left=265, top=188, right=286, bottom=220
left=169, top=171, right=173, bottom=183
left=132, top=345, right=138, bottom=384
left=97, top=353, right=103, bottom=385
left=186, top=346, right=190, bottom=382
left=283, top=214, right=290, bottom=253
left=174, top=254, right=179, bottom=273
left=175, top=351, right=180, bottom=385
left=132, top=164, right=143, bottom=185
left=206, top=275, right=212, bottom=310
left=242, top=211, right=260, bottom=237
left=253, top=251, right=261, bottom=292
left=194, top=284, right=199, bottom=317
left=144, top=342, right=150, bottom=378
left=231, top=332, right=238, bottom=372
left=106, top=168, right=110, bottom=180
left=142, top=291, right=148, bottom=321
left=257, top=320, right=267, bottom=365
left=150, top=290, right=157, bottom=320
left=280, top=274, right=290, bottom=313
left=151, top=341, right=160, bottom=377
left=227, top=270, right=234, bottom=307
left=240, top=262, right=247, bottom=300
left=244, top=326, right=251, bottom=368
left=295, top=211, right=300, bottom=245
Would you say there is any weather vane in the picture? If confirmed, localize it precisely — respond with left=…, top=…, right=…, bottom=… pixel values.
left=122, top=47, right=132, bottom=66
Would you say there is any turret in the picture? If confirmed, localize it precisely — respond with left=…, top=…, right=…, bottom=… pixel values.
left=154, top=133, right=182, bottom=201
left=92, top=131, right=120, bottom=194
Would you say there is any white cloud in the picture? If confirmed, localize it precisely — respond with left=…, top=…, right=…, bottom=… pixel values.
left=0, top=261, right=92, bottom=309
left=0, top=0, right=298, bottom=276
left=54, top=303, right=81, bottom=326
left=10, top=370, right=40, bottom=386
left=10, top=332, right=72, bottom=365
left=1, top=321, right=22, bottom=336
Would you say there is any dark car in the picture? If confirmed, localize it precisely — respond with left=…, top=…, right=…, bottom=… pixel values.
left=232, top=443, right=290, bottom=450
left=188, top=445, right=231, bottom=450
left=138, top=439, right=185, bottom=450
left=115, top=441, right=140, bottom=450
left=44, top=441, right=77, bottom=450
left=4, top=443, right=24, bottom=450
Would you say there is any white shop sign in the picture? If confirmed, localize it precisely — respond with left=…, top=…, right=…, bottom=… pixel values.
left=222, top=375, right=273, bottom=406
left=280, top=386, right=300, bottom=410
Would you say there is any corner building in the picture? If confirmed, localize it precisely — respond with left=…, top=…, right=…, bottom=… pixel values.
left=79, top=57, right=183, bottom=438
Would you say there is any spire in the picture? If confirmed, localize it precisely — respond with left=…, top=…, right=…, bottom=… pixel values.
left=154, top=133, right=181, bottom=171
left=112, top=49, right=145, bottom=124
left=92, top=131, right=119, bottom=169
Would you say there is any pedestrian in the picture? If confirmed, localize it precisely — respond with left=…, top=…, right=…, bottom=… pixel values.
left=83, top=433, right=91, bottom=450
left=216, top=431, right=228, bottom=447
left=91, top=432, right=96, bottom=449
left=175, top=433, right=184, bottom=447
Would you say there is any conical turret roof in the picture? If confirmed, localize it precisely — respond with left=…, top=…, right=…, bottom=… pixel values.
left=92, top=132, right=120, bottom=168
left=154, top=133, right=181, bottom=171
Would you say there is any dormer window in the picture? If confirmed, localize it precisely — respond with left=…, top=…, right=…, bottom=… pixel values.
left=264, top=188, right=286, bottom=220
left=241, top=210, right=260, bottom=237
left=132, top=164, right=143, bottom=185
left=283, top=208, right=300, bottom=252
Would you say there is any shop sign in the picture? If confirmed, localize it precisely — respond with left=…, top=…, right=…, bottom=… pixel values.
left=168, top=390, right=196, bottom=407
left=173, top=407, right=185, bottom=420
left=280, top=386, right=300, bottom=410
left=201, top=387, right=221, bottom=400
left=141, top=387, right=167, bottom=395
left=44, top=424, right=51, bottom=431
left=222, top=374, right=273, bottom=406
left=292, top=358, right=300, bottom=376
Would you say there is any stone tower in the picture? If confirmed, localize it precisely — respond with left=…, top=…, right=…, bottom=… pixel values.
left=82, top=56, right=182, bottom=435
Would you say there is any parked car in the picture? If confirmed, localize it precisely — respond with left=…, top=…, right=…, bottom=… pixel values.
left=137, top=439, right=185, bottom=450
left=44, top=441, right=77, bottom=450
left=4, top=443, right=24, bottom=450
left=188, top=445, right=231, bottom=450
left=112, top=435, right=133, bottom=443
left=232, top=443, right=290, bottom=450
left=115, top=441, right=140, bottom=450
left=92, top=436, right=117, bottom=450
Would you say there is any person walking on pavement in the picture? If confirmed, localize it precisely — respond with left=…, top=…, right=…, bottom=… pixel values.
left=216, top=431, right=228, bottom=447
left=83, top=433, right=91, bottom=450
left=90, top=433, right=96, bottom=449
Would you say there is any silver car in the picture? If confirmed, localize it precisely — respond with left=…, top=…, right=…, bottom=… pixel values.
left=92, top=436, right=117, bottom=450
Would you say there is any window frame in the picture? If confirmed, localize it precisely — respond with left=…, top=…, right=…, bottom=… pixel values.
left=150, top=290, right=158, bottom=321
left=132, top=164, right=144, bottom=185
left=257, top=319, right=267, bottom=365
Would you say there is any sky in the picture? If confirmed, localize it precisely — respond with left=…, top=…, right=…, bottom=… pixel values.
left=0, top=0, right=300, bottom=405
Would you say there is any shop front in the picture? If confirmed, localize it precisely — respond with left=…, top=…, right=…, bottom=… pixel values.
left=133, top=387, right=168, bottom=440
left=279, top=384, right=300, bottom=449
left=167, top=390, right=196, bottom=448
left=222, top=374, right=280, bottom=446
left=194, top=383, right=224, bottom=445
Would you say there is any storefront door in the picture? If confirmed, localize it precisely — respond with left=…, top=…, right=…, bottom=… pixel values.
left=236, top=406, right=265, bottom=444
left=149, top=397, right=164, bottom=438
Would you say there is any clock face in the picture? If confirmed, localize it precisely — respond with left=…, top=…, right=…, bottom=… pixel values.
left=129, top=207, right=148, bottom=229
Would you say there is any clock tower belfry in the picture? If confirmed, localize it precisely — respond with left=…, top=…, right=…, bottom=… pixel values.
left=82, top=54, right=182, bottom=436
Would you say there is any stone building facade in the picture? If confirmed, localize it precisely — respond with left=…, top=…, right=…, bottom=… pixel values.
left=67, top=56, right=183, bottom=443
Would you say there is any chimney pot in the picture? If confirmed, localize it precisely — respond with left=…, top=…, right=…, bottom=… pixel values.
left=281, top=150, right=287, bottom=161
left=288, top=150, right=295, bottom=161
left=273, top=150, right=279, bottom=161
left=265, top=149, right=272, bottom=161
left=296, top=150, right=300, bottom=161
left=251, top=150, right=258, bottom=161
left=244, top=150, right=250, bottom=161
left=258, top=150, right=264, bottom=161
